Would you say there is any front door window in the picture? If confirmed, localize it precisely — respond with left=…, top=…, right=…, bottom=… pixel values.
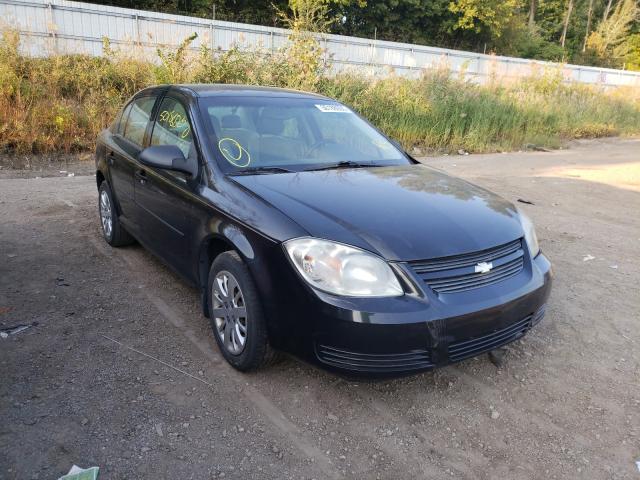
left=151, top=97, right=195, bottom=159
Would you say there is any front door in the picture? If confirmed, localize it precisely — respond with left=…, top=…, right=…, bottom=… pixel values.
left=133, top=95, right=200, bottom=279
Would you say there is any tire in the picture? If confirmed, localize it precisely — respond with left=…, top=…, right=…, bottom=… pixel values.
left=207, top=251, right=279, bottom=371
left=98, top=181, right=134, bottom=247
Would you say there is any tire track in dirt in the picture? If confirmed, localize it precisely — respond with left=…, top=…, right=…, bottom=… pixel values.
left=254, top=372, right=442, bottom=479
left=86, top=230, right=462, bottom=479
left=348, top=385, right=490, bottom=479
left=447, top=365, right=622, bottom=474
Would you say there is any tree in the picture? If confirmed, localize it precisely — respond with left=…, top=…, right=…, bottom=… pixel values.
left=86, top=0, right=640, bottom=68
left=560, top=0, right=574, bottom=47
left=625, top=33, right=640, bottom=69
left=602, top=0, right=615, bottom=21
left=585, top=0, right=639, bottom=66
left=529, top=0, right=537, bottom=28
left=582, top=0, right=595, bottom=51
left=279, top=0, right=335, bottom=91
left=497, top=19, right=565, bottom=59
left=330, top=0, right=452, bottom=46
left=448, top=0, right=522, bottom=39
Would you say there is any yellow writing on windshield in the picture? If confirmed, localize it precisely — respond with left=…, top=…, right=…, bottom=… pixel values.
left=218, top=137, right=251, bottom=167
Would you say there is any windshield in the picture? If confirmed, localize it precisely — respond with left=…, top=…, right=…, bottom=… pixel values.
left=198, top=96, right=410, bottom=173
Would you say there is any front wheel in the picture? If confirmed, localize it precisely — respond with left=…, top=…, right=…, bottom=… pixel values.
left=207, top=251, right=278, bottom=371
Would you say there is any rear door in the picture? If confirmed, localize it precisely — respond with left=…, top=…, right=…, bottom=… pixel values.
left=133, top=94, right=201, bottom=280
left=108, top=96, right=157, bottom=232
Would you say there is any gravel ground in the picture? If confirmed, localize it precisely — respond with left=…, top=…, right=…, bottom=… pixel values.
left=1, top=138, right=639, bottom=479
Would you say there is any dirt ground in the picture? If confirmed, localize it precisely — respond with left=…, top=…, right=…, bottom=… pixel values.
left=1, top=138, right=639, bottom=479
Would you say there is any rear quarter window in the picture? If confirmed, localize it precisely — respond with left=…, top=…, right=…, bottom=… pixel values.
left=114, top=103, right=132, bottom=135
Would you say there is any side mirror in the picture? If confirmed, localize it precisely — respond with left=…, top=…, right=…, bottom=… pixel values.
left=139, top=145, right=197, bottom=177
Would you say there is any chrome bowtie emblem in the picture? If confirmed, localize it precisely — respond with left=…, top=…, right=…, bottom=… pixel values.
left=475, top=261, right=493, bottom=274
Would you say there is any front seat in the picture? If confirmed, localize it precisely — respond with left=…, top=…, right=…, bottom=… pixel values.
left=256, top=115, right=304, bottom=164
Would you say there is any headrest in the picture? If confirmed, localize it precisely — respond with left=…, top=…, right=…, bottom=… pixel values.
left=257, top=116, right=284, bottom=136
left=221, top=114, right=242, bottom=129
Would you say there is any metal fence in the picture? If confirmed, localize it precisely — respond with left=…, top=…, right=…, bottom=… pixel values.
left=2, top=0, right=640, bottom=88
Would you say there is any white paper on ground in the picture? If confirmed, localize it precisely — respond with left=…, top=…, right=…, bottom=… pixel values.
left=58, top=465, right=99, bottom=480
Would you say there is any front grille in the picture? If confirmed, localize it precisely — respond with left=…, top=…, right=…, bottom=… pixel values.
left=448, top=314, right=532, bottom=362
left=409, top=239, right=525, bottom=294
left=316, top=345, right=433, bottom=373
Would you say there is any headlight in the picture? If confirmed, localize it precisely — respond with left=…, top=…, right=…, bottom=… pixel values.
left=518, top=209, right=540, bottom=257
left=284, top=238, right=403, bottom=297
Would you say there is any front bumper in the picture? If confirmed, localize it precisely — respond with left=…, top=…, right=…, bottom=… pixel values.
left=275, top=251, right=552, bottom=378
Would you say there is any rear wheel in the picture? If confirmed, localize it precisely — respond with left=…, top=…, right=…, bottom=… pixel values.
left=207, top=251, right=279, bottom=371
left=98, top=181, right=134, bottom=247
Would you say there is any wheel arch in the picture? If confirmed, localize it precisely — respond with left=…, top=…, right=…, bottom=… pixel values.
left=96, top=169, right=123, bottom=217
left=96, top=169, right=106, bottom=190
left=197, top=229, right=255, bottom=318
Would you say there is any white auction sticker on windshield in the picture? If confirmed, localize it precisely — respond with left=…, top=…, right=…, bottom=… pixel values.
left=315, top=104, right=351, bottom=113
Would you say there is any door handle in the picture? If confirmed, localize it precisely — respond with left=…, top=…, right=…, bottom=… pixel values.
left=135, top=169, right=147, bottom=185
left=107, top=152, right=115, bottom=165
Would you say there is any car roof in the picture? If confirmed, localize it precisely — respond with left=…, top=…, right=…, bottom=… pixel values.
left=138, top=84, right=330, bottom=100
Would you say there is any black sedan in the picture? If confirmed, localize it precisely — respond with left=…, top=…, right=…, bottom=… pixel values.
left=95, top=84, right=552, bottom=377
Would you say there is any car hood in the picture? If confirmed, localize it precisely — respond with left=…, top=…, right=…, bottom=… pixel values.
left=231, top=164, right=524, bottom=261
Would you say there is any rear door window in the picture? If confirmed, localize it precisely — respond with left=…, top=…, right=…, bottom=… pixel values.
left=122, top=97, right=155, bottom=146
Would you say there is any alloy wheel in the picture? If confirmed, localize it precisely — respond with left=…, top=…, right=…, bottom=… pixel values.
left=212, top=271, right=248, bottom=355
left=100, top=190, right=113, bottom=239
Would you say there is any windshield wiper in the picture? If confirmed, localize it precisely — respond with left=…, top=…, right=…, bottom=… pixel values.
left=230, top=166, right=294, bottom=175
left=304, top=161, right=378, bottom=172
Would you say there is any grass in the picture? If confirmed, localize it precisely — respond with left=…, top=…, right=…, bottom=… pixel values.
left=1, top=29, right=640, bottom=157
left=322, top=73, right=640, bottom=153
